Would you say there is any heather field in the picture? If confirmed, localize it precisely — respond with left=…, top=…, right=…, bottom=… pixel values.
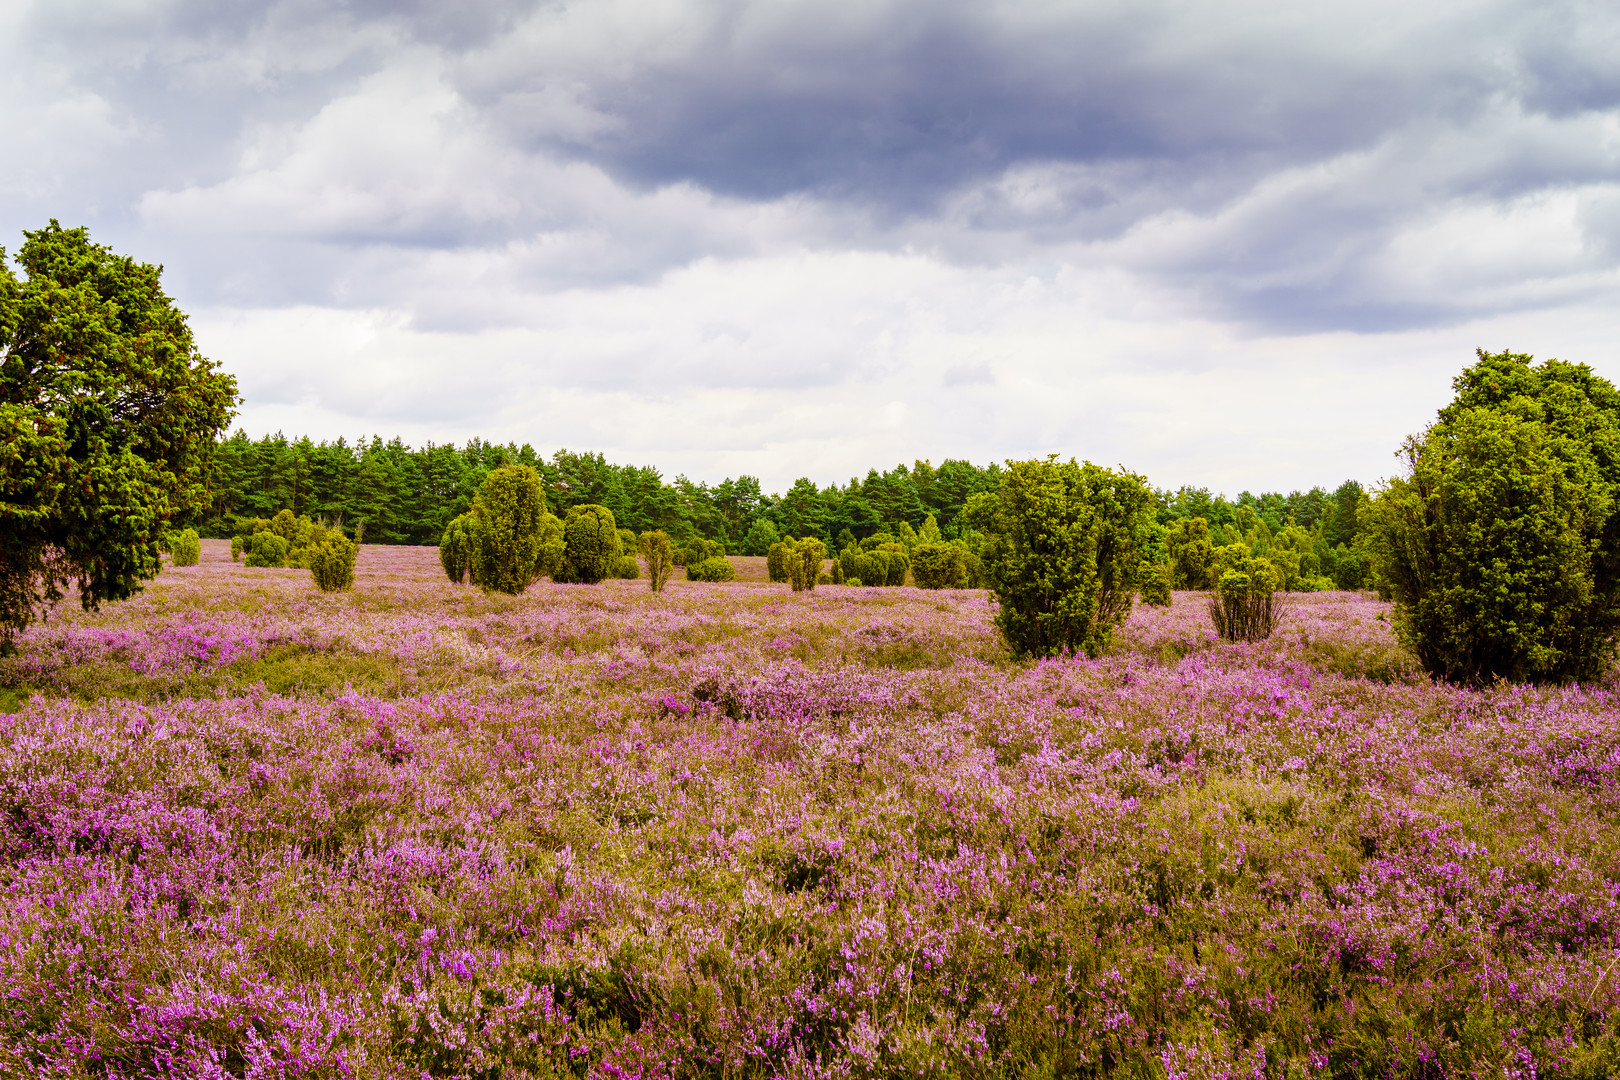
left=1, top=541, right=1617, bottom=1079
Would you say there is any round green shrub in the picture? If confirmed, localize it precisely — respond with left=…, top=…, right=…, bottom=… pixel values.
left=614, top=554, right=641, bottom=579
left=912, top=542, right=967, bottom=589
left=229, top=535, right=243, bottom=562
left=439, top=513, right=474, bottom=584
left=559, top=504, right=620, bottom=585
left=965, top=457, right=1154, bottom=659
left=169, top=529, right=201, bottom=567
left=243, top=532, right=288, bottom=568
left=308, top=532, right=357, bottom=592
left=1138, top=561, right=1172, bottom=606
left=470, top=466, right=547, bottom=594
left=535, top=513, right=565, bottom=581
left=686, top=556, right=736, bottom=582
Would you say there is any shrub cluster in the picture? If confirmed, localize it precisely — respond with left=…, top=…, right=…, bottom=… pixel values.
left=837, top=542, right=908, bottom=588
left=685, top=556, right=737, bottom=582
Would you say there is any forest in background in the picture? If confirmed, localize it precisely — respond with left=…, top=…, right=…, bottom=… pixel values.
left=199, top=430, right=1367, bottom=555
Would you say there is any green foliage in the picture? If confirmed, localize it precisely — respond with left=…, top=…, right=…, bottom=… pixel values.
left=1138, top=560, right=1172, bottom=606
left=766, top=539, right=796, bottom=584
left=911, top=543, right=967, bottom=589
left=787, top=538, right=827, bottom=592
left=965, top=456, right=1153, bottom=659
left=613, top=554, right=641, bottom=579
left=470, top=466, right=547, bottom=594
left=1209, top=558, right=1279, bottom=640
left=677, top=536, right=724, bottom=568
left=169, top=529, right=201, bottom=567
left=0, top=222, right=238, bottom=652
left=438, top=513, right=474, bottom=584
left=1165, top=516, right=1217, bottom=589
left=1364, top=353, right=1620, bottom=685
left=918, top=513, right=942, bottom=544
left=229, top=535, right=243, bottom=562
left=685, top=556, right=736, bottom=582
left=308, top=531, right=357, bottom=591
left=951, top=536, right=986, bottom=588
left=536, top=512, right=565, bottom=580
left=243, top=532, right=288, bottom=568
left=740, top=518, right=779, bottom=556
left=1332, top=544, right=1368, bottom=590
left=559, top=504, right=620, bottom=585
left=638, top=531, right=675, bottom=593
left=875, top=542, right=908, bottom=585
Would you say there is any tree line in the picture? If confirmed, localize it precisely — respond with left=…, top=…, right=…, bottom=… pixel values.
left=196, top=429, right=1368, bottom=558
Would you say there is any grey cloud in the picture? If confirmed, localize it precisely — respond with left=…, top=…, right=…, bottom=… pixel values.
left=5, top=0, right=1620, bottom=341
left=942, top=362, right=992, bottom=387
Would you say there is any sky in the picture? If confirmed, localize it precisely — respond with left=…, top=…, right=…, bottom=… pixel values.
left=5, top=0, right=1620, bottom=496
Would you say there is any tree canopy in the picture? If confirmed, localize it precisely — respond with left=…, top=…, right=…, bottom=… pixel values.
left=0, top=222, right=237, bottom=649
left=1363, top=349, right=1620, bottom=685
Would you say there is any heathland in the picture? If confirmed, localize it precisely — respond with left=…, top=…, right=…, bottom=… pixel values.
left=0, top=542, right=1614, bottom=1077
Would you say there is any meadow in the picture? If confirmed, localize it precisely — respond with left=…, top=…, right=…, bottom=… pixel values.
left=0, top=541, right=1615, bottom=1078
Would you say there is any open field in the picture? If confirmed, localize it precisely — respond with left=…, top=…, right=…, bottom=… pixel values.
left=0, top=541, right=1615, bottom=1077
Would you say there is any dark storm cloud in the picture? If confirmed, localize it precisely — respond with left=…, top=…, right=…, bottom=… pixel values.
left=473, top=0, right=1611, bottom=213
left=6, top=0, right=1620, bottom=339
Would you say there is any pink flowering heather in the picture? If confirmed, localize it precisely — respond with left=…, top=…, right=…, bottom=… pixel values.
left=0, top=540, right=1615, bottom=1077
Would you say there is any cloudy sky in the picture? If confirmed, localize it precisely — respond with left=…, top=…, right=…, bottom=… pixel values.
left=6, top=0, right=1620, bottom=494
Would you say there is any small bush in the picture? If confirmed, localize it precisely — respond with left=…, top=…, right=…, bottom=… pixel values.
left=559, top=504, right=621, bottom=585
left=874, top=543, right=908, bottom=586
left=788, top=538, right=827, bottom=592
left=965, top=457, right=1155, bottom=659
left=536, top=513, right=565, bottom=580
left=243, top=532, right=288, bottom=568
left=1209, top=560, right=1279, bottom=641
left=767, top=540, right=796, bottom=583
left=1138, top=561, right=1172, bottom=606
left=1332, top=545, right=1368, bottom=590
left=169, top=529, right=201, bottom=567
left=686, top=556, right=736, bottom=582
left=911, top=543, right=965, bottom=589
left=614, top=555, right=641, bottom=579
left=639, top=531, right=675, bottom=593
left=679, top=537, right=725, bottom=568
left=470, top=466, right=547, bottom=594
left=439, top=513, right=474, bottom=584
left=309, top=533, right=357, bottom=591
left=230, top=535, right=243, bottom=562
